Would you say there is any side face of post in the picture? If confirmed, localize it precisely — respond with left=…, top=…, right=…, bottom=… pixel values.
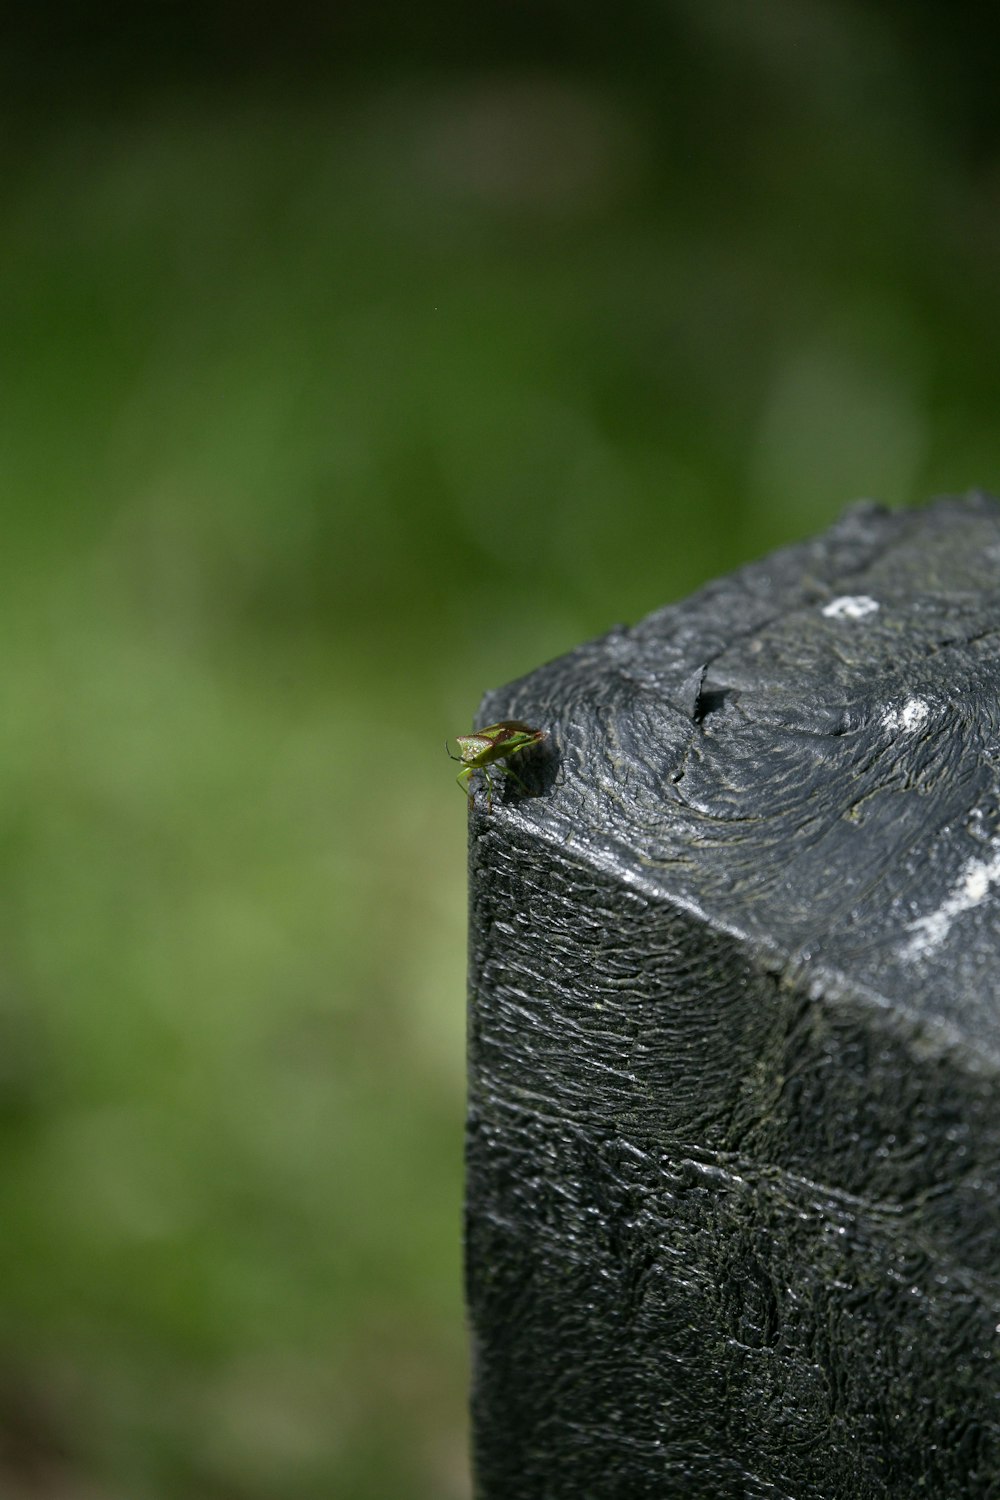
left=467, top=816, right=1000, bottom=1498
left=466, top=495, right=1000, bottom=1498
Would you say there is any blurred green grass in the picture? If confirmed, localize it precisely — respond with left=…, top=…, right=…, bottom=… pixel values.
left=1, top=7, right=999, bottom=1495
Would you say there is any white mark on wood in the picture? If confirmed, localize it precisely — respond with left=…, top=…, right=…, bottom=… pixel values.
left=822, top=595, right=880, bottom=620
left=881, top=696, right=930, bottom=734
left=903, top=843, right=1000, bottom=960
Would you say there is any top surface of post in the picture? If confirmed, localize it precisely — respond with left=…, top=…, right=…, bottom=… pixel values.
left=477, top=493, right=1000, bottom=1063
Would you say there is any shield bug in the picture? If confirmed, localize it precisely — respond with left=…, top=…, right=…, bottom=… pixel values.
left=448, top=720, right=547, bottom=810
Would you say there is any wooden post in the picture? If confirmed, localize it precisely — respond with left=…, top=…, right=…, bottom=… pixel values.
left=466, top=494, right=1000, bottom=1498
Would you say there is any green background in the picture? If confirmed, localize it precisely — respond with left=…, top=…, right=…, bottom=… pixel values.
left=1, top=4, right=997, bottom=1495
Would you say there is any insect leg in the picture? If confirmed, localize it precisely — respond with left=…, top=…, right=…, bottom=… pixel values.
left=499, top=763, right=530, bottom=794
left=457, top=765, right=475, bottom=800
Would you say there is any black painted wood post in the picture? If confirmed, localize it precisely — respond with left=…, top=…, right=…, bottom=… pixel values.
left=465, top=495, right=1000, bottom=1499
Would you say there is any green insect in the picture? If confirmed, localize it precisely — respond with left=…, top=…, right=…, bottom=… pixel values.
left=448, top=720, right=547, bottom=810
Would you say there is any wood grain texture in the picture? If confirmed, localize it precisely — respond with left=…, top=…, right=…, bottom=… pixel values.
left=466, top=494, right=1000, bottom=1498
